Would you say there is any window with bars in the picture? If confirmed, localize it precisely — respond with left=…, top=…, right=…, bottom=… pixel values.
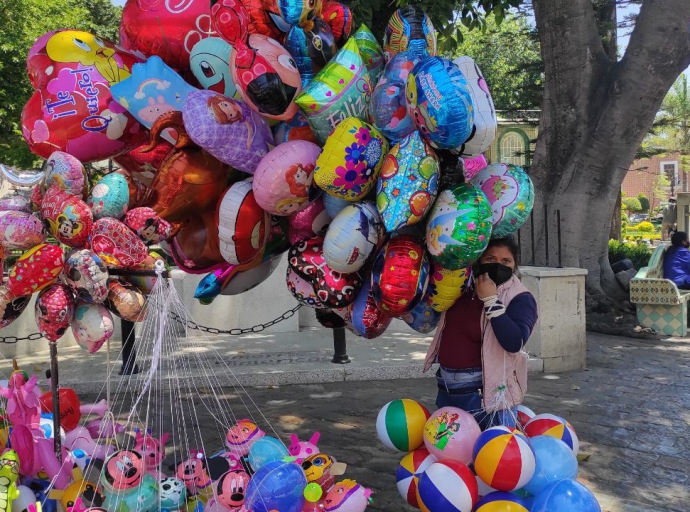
left=499, top=132, right=526, bottom=166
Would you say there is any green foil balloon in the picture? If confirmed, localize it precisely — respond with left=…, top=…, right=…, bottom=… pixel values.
left=469, top=163, right=535, bottom=238
left=296, top=37, right=372, bottom=144
left=425, top=183, right=493, bottom=269
left=353, top=24, right=385, bottom=86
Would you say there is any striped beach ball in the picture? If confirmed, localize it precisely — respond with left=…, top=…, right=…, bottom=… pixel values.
left=396, top=448, right=437, bottom=508
left=472, top=426, right=536, bottom=492
left=474, top=491, right=530, bottom=512
left=515, top=405, right=536, bottom=428
left=416, top=459, right=478, bottom=512
left=377, top=399, right=431, bottom=452
left=524, top=414, right=579, bottom=455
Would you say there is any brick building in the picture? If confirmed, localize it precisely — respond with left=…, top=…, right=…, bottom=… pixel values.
left=621, top=152, right=685, bottom=212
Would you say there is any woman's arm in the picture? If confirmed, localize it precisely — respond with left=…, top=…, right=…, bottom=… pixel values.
left=487, top=292, right=538, bottom=352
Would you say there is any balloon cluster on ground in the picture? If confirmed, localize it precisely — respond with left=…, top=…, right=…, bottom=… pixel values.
left=377, top=399, right=601, bottom=512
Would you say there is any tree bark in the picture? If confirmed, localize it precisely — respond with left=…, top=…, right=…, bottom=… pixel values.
left=527, top=0, right=690, bottom=311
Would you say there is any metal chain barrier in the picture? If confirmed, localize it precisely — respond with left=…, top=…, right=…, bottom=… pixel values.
left=0, top=304, right=304, bottom=343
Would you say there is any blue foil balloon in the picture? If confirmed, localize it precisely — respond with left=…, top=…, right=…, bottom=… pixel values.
left=400, top=299, right=440, bottom=333
left=406, top=57, right=474, bottom=150
left=87, top=173, right=130, bottom=220
left=523, top=436, right=579, bottom=496
left=383, top=6, right=437, bottom=61
left=286, top=18, right=338, bottom=87
left=245, top=460, right=307, bottom=512
left=531, top=479, right=601, bottom=512
left=248, top=436, right=290, bottom=471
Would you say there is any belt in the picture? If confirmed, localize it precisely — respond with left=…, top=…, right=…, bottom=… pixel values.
left=437, top=383, right=482, bottom=395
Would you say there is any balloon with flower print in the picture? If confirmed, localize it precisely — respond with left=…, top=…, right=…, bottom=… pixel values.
left=426, top=263, right=471, bottom=312
left=426, top=184, right=493, bottom=270
left=314, top=118, right=389, bottom=201
left=469, top=163, right=535, bottom=239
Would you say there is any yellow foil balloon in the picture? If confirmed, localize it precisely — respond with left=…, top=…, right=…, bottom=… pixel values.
left=313, top=118, right=389, bottom=201
left=427, top=263, right=471, bottom=312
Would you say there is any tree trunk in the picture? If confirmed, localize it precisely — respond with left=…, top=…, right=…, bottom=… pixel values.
left=526, top=0, right=690, bottom=316
left=610, top=192, right=621, bottom=241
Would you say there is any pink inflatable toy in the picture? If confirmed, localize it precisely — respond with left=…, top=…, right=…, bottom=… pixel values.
left=134, top=429, right=170, bottom=477
left=64, top=426, right=114, bottom=462
left=10, top=424, right=73, bottom=489
left=0, top=371, right=41, bottom=429
left=288, top=432, right=321, bottom=464
left=225, top=419, right=266, bottom=457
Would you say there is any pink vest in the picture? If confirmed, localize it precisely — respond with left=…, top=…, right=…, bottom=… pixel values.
left=423, top=275, right=533, bottom=413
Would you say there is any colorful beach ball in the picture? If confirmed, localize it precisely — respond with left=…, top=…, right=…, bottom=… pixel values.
left=515, top=405, right=536, bottom=429
left=396, top=448, right=437, bottom=508
left=377, top=399, right=430, bottom=452
left=416, top=459, right=478, bottom=512
left=524, top=414, right=579, bottom=455
left=474, top=491, right=530, bottom=512
left=472, top=426, right=535, bottom=492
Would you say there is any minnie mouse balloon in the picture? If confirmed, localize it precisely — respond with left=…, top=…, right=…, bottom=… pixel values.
left=190, top=38, right=241, bottom=99
left=87, top=173, right=130, bottom=221
left=323, top=202, right=382, bottom=273
left=119, top=0, right=217, bottom=70
left=427, top=263, right=471, bottom=312
left=376, top=131, right=439, bottom=233
left=183, top=90, right=272, bottom=174
left=124, top=208, right=173, bottom=245
left=64, top=250, right=109, bottom=303
left=345, top=281, right=391, bottom=339
left=407, top=57, right=474, bottom=150
left=287, top=195, right=332, bottom=244
left=469, top=163, right=535, bottom=239
left=296, top=38, right=372, bottom=144
left=0, top=211, right=46, bottom=250
left=383, top=6, right=437, bottom=61
left=452, top=56, right=497, bottom=157
left=44, top=151, right=89, bottom=198
left=22, top=30, right=146, bottom=162
left=90, top=218, right=149, bottom=268
left=35, top=284, right=75, bottom=342
left=371, top=235, right=430, bottom=316
left=0, top=286, right=30, bottom=328
left=321, top=1, right=352, bottom=47
left=314, top=118, right=388, bottom=201
left=253, top=140, right=321, bottom=215
left=426, top=183, right=493, bottom=269
left=218, top=179, right=271, bottom=265
left=71, top=301, right=114, bottom=354
left=8, top=244, right=64, bottom=297
left=41, top=185, right=93, bottom=248
left=286, top=266, right=323, bottom=308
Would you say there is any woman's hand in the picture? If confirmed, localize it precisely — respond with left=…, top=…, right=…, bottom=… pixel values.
left=475, top=273, right=498, bottom=300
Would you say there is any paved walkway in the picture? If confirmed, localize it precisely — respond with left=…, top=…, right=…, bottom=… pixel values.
left=2, top=330, right=689, bottom=511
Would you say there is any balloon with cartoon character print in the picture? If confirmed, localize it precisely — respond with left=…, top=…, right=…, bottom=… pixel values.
left=35, top=284, right=75, bottom=342
left=124, top=208, right=173, bottom=245
left=323, top=201, right=383, bottom=274
left=43, top=151, right=89, bottom=198
left=285, top=18, right=338, bottom=86
left=40, top=186, right=93, bottom=248
left=64, top=249, right=109, bottom=303
left=71, top=301, right=114, bottom=354
left=100, top=450, right=145, bottom=492
left=321, top=1, right=352, bottom=47
left=190, top=38, right=241, bottom=100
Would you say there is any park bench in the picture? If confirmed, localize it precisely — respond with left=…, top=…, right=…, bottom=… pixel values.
left=629, top=243, right=690, bottom=336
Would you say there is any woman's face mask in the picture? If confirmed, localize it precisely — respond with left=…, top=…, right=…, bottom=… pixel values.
left=477, top=262, right=514, bottom=286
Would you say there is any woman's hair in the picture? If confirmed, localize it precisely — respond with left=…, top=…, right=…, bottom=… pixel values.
left=485, top=235, right=520, bottom=265
left=671, top=231, right=688, bottom=247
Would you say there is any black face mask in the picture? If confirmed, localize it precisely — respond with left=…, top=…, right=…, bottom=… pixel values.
left=477, top=263, right=514, bottom=286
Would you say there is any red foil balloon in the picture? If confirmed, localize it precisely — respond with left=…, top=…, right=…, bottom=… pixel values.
left=287, top=195, right=331, bottom=244
left=119, top=0, right=218, bottom=71
left=39, top=388, right=81, bottom=431
left=321, top=1, right=353, bottom=47
left=345, top=280, right=391, bottom=339
left=35, top=283, right=75, bottom=342
left=371, top=235, right=430, bottom=316
left=41, top=185, right=93, bottom=248
left=124, top=207, right=173, bottom=244
left=113, top=139, right=174, bottom=188
left=8, top=244, right=64, bottom=297
left=90, top=218, right=149, bottom=268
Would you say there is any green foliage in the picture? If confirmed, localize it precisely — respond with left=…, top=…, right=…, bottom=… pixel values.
left=636, top=221, right=655, bottom=233
left=622, top=197, right=642, bottom=212
left=0, top=0, right=122, bottom=168
left=608, top=239, right=652, bottom=270
left=637, top=193, right=650, bottom=213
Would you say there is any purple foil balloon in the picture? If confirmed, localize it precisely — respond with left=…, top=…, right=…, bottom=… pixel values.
left=182, top=89, right=273, bottom=174
left=288, top=195, right=332, bottom=244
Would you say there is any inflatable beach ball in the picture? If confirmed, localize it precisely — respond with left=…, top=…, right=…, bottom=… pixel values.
left=377, top=399, right=431, bottom=452
left=472, top=426, right=536, bottom=492
left=516, top=405, right=536, bottom=429
left=524, top=414, right=579, bottom=455
left=474, top=491, right=530, bottom=512
left=531, top=479, right=601, bottom=512
left=416, top=459, right=477, bottom=512
left=397, top=448, right=437, bottom=508
left=423, top=407, right=481, bottom=464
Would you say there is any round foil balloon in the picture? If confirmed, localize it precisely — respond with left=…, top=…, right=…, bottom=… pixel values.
left=183, top=89, right=272, bottom=174
left=190, top=37, right=240, bottom=99
left=105, top=280, right=146, bottom=322
left=376, top=131, right=439, bottom=233
left=469, top=164, right=535, bottom=239
left=252, top=140, right=321, bottom=215
left=344, top=280, right=391, bottom=339
left=44, top=151, right=89, bottom=198
left=321, top=1, right=352, bottom=47
left=218, top=179, right=271, bottom=265
left=124, top=207, right=173, bottom=245
left=322, top=193, right=350, bottom=219
left=427, top=264, right=471, bottom=312
left=22, top=30, right=146, bottom=162
left=406, top=57, right=474, bottom=150
left=90, top=218, right=149, bottom=268
left=401, top=300, right=440, bottom=334
left=296, top=38, right=372, bottom=145
left=87, top=173, right=130, bottom=221
left=288, top=235, right=325, bottom=281
left=313, top=266, right=363, bottom=309
left=71, top=301, right=114, bottom=354
left=323, top=201, right=382, bottom=273
left=371, top=235, right=430, bottom=316
left=0, top=286, right=31, bottom=328
left=353, top=25, right=385, bottom=85
left=286, top=266, right=323, bottom=308
left=64, top=250, right=109, bottom=303
left=383, top=6, right=437, bottom=61
left=314, top=118, right=388, bottom=201
left=40, top=186, right=93, bottom=248
left=0, top=195, right=31, bottom=212
left=452, top=56, right=497, bottom=157
left=0, top=211, right=46, bottom=250
left=287, top=195, right=332, bottom=244
left=426, top=184, right=493, bottom=269
left=8, top=244, right=64, bottom=297
left=35, top=284, right=75, bottom=342
left=119, top=0, right=217, bottom=70
left=285, top=18, right=338, bottom=86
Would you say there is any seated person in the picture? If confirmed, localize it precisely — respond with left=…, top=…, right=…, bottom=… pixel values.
left=663, top=231, right=690, bottom=289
